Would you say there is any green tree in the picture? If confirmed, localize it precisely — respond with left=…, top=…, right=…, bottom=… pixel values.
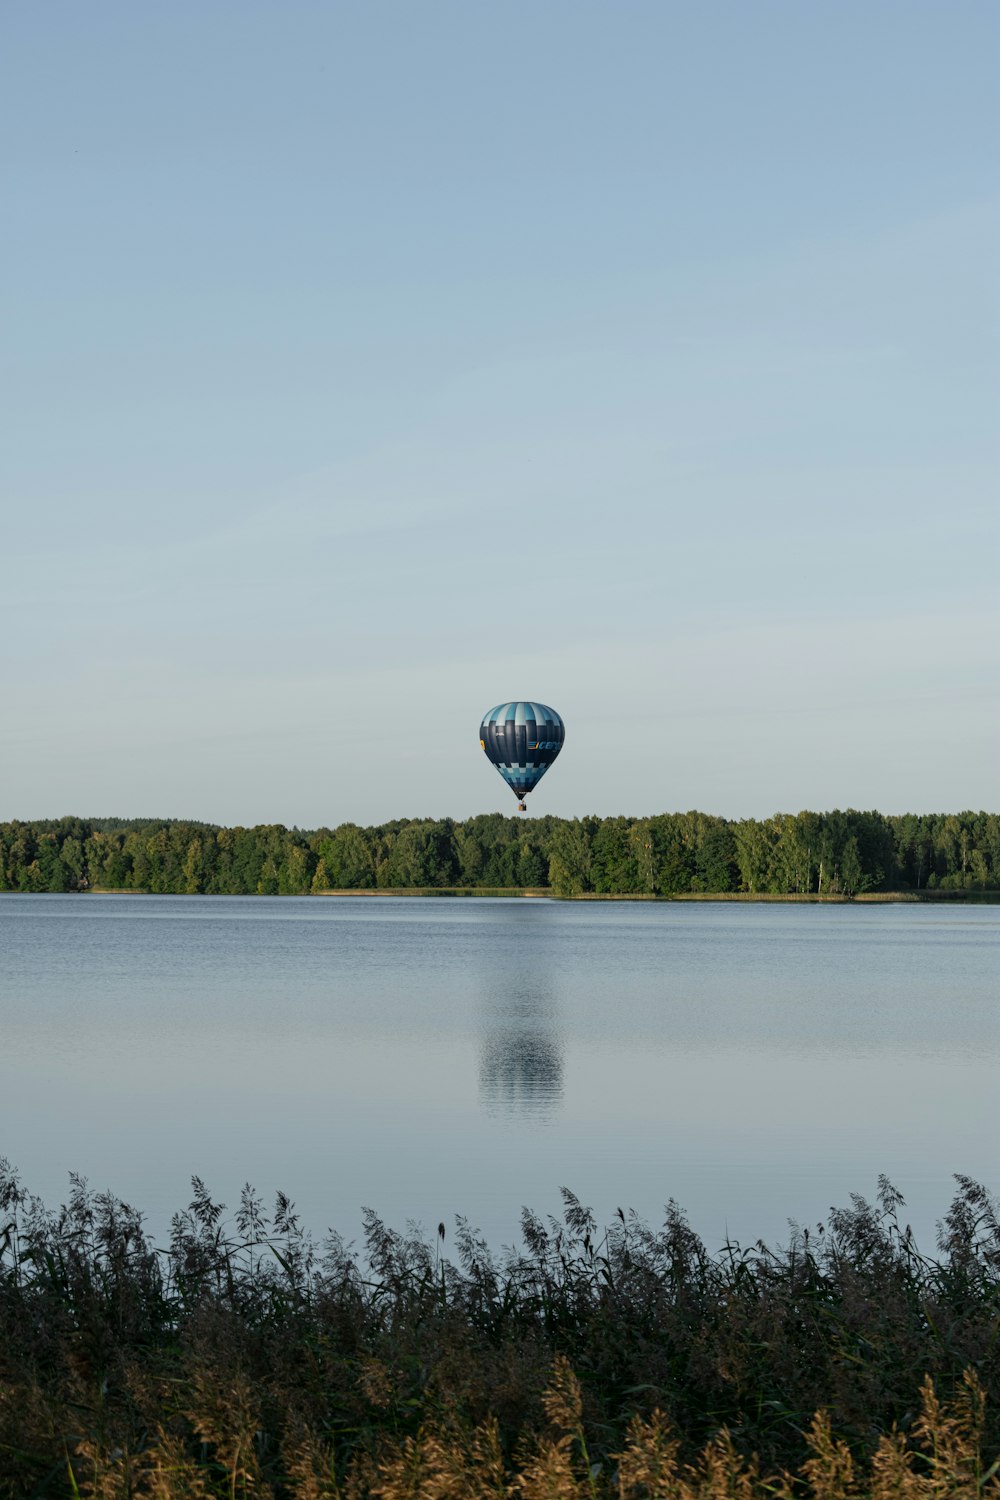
left=6, top=825, right=37, bottom=890
left=278, top=842, right=315, bottom=894
left=693, top=817, right=737, bottom=893
left=839, top=835, right=871, bottom=898
left=59, top=835, right=86, bottom=888
left=591, top=818, right=641, bottom=894
left=385, top=821, right=459, bottom=888
left=548, top=819, right=595, bottom=896
left=733, top=818, right=776, bottom=893
left=316, top=824, right=375, bottom=889
left=182, top=838, right=205, bottom=894
left=35, top=835, right=70, bottom=891
left=516, top=837, right=547, bottom=888
left=647, top=814, right=695, bottom=894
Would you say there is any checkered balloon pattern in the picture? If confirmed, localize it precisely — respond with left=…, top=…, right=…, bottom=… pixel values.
left=479, top=701, right=565, bottom=801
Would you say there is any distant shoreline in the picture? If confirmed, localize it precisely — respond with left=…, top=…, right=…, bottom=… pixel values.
left=9, top=812, right=996, bottom=900
left=78, top=885, right=1000, bottom=903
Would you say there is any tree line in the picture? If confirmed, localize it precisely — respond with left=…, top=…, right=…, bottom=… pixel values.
left=1, top=808, right=997, bottom=896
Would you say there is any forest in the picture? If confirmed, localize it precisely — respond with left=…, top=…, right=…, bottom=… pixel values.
left=1, top=808, right=998, bottom=897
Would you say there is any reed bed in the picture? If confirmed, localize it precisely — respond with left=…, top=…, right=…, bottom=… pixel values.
left=1, top=1166, right=997, bottom=1498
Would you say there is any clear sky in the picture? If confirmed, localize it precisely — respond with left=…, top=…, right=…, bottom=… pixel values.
left=3, top=1, right=997, bottom=828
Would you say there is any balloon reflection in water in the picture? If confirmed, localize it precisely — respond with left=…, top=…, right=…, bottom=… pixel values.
left=478, top=987, right=564, bottom=1120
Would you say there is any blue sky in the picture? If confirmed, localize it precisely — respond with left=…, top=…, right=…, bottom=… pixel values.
left=3, top=1, right=997, bottom=826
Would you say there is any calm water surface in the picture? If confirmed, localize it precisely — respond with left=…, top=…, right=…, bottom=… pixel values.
left=1, top=894, right=996, bottom=1252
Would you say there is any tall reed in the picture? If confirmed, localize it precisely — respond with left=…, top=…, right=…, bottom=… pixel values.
left=1, top=1165, right=997, bottom=1497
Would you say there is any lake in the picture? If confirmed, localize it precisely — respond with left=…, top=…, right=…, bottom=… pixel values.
left=1, top=893, right=996, bottom=1255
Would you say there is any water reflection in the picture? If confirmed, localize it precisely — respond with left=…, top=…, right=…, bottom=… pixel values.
left=478, top=984, right=564, bottom=1121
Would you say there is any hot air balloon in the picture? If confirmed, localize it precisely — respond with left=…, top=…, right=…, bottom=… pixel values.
left=480, top=701, right=565, bottom=812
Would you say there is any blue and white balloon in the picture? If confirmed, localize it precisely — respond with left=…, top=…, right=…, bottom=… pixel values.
left=479, top=701, right=565, bottom=809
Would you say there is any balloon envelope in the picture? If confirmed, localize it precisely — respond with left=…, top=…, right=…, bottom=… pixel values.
left=480, top=701, right=565, bottom=801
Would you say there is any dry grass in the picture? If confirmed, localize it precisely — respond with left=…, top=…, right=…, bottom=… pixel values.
left=29, top=1360, right=999, bottom=1498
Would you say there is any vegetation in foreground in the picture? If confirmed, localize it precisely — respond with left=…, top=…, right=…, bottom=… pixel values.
left=1, top=1166, right=998, bottom=1497
left=3, top=807, right=1000, bottom=898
